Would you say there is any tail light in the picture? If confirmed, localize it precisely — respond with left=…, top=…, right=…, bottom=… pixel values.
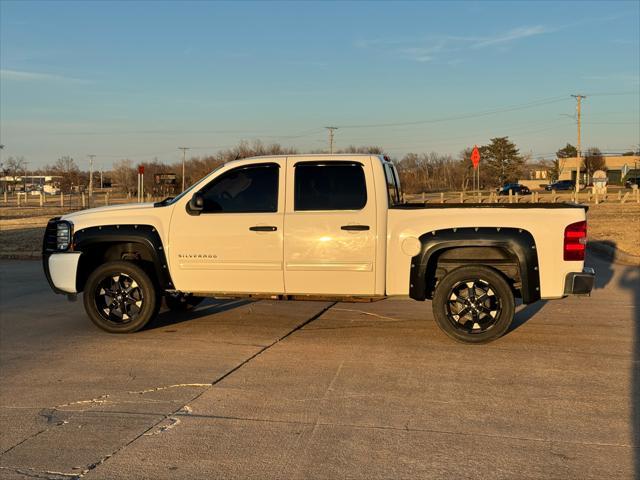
left=564, top=221, right=587, bottom=261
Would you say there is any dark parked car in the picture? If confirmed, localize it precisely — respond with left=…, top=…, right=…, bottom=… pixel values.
left=624, top=176, right=640, bottom=188
left=545, top=180, right=575, bottom=191
left=497, top=183, right=531, bottom=196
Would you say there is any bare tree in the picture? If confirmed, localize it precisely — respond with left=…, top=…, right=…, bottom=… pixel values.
left=5, top=156, right=27, bottom=191
left=49, top=156, right=80, bottom=192
left=583, top=147, right=605, bottom=183
left=111, top=159, right=137, bottom=194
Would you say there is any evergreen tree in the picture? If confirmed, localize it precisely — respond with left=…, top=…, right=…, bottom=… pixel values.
left=550, top=143, right=578, bottom=181
left=556, top=143, right=577, bottom=159
left=480, top=137, right=524, bottom=186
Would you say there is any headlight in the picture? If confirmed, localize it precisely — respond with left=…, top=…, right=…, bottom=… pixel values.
left=56, top=222, right=72, bottom=251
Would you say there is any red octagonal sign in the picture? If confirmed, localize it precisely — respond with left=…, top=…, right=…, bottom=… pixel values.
left=471, top=146, right=480, bottom=169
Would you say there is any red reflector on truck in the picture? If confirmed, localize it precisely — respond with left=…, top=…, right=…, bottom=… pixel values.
left=564, top=221, right=587, bottom=261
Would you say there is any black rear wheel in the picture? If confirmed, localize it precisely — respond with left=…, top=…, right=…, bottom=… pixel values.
left=432, top=265, right=515, bottom=344
left=83, top=261, right=159, bottom=333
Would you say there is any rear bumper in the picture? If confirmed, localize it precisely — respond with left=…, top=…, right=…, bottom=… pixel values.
left=43, top=252, right=81, bottom=294
left=564, top=267, right=595, bottom=295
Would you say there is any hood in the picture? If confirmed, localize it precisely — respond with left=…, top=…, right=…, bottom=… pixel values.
left=61, top=202, right=156, bottom=221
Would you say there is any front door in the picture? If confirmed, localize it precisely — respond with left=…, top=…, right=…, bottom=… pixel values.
left=168, top=161, right=285, bottom=294
left=283, top=158, right=377, bottom=295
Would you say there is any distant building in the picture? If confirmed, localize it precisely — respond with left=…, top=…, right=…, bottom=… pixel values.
left=556, top=155, right=640, bottom=185
left=0, top=175, right=62, bottom=194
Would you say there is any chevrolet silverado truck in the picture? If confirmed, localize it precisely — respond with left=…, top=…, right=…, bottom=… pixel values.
left=43, top=154, right=595, bottom=343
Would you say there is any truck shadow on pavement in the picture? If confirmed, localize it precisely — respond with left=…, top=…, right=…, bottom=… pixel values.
left=592, top=241, right=640, bottom=477
left=145, top=299, right=252, bottom=330
left=508, top=299, right=548, bottom=333
left=620, top=264, right=640, bottom=478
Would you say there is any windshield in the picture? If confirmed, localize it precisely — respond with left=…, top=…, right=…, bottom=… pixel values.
left=157, top=164, right=225, bottom=206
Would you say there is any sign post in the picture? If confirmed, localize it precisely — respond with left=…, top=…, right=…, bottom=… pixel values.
left=471, top=146, right=481, bottom=194
left=137, top=165, right=145, bottom=203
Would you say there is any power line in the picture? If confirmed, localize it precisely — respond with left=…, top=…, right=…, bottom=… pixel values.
left=333, top=96, right=570, bottom=129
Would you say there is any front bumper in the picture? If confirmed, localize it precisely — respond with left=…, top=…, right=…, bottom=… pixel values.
left=43, top=252, right=82, bottom=294
left=564, top=267, right=595, bottom=295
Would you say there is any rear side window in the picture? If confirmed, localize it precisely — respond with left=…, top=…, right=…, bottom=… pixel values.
left=383, top=162, right=401, bottom=206
left=294, top=162, right=367, bottom=211
left=199, top=163, right=279, bottom=213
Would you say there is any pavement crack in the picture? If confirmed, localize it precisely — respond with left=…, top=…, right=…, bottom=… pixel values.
left=55, top=395, right=110, bottom=409
left=331, top=308, right=407, bottom=322
left=127, top=384, right=210, bottom=395
left=0, top=428, right=48, bottom=455
left=74, top=301, right=337, bottom=477
left=143, top=417, right=181, bottom=435
left=0, top=466, right=80, bottom=479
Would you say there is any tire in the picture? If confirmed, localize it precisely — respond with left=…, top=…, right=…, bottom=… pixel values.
left=164, top=293, right=204, bottom=311
left=83, top=261, right=160, bottom=333
left=431, top=265, right=515, bottom=344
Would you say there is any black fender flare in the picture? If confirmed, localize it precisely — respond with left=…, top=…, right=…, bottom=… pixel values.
left=73, top=224, right=174, bottom=290
left=409, top=227, right=540, bottom=304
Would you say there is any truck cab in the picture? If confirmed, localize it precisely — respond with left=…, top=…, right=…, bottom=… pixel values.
left=43, top=154, right=594, bottom=343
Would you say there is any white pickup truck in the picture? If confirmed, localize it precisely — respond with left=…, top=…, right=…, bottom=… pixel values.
left=43, top=154, right=595, bottom=343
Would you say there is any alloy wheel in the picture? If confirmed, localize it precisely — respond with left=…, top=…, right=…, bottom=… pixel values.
left=94, top=273, right=144, bottom=325
left=445, top=278, right=502, bottom=333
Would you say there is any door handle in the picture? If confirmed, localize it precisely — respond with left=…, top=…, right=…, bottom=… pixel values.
left=341, top=225, right=370, bottom=231
left=249, top=226, right=278, bottom=232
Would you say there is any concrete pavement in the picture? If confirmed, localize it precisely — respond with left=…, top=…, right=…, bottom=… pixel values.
left=0, top=256, right=638, bottom=479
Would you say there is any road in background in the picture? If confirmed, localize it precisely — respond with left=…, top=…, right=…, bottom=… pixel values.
left=0, top=256, right=638, bottom=479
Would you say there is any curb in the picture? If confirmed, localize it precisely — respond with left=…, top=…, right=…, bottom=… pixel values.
left=587, top=242, right=640, bottom=267
left=0, top=253, right=40, bottom=261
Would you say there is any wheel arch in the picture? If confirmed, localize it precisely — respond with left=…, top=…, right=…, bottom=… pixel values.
left=73, top=224, right=174, bottom=293
left=409, top=227, right=540, bottom=304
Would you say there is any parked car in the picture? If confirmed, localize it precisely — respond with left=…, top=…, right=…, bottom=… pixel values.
left=497, top=183, right=531, bottom=196
left=624, top=176, right=640, bottom=188
left=43, top=154, right=594, bottom=344
left=545, top=180, right=575, bottom=191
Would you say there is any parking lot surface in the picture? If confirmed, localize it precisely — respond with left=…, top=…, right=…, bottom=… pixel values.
left=0, top=256, right=638, bottom=479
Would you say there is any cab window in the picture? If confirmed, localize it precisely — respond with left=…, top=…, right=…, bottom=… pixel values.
left=294, top=162, right=367, bottom=211
left=199, top=163, right=279, bottom=213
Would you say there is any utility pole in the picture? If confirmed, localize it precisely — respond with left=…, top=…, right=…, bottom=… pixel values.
left=571, top=95, right=586, bottom=195
left=178, top=147, right=190, bottom=192
left=88, top=154, right=96, bottom=207
left=325, top=127, right=338, bottom=154
left=22, top=161, right=29, bottom=193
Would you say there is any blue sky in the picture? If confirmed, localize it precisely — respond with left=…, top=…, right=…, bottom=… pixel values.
left=1, top=0, right=639, bottom=169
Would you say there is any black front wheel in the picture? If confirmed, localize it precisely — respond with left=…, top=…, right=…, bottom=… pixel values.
left=432, top=265, right=515, bottom=344
left=83, top=261, right=159, bottom=333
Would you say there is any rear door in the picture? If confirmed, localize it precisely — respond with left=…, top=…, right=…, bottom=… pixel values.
left=283, top=158, right=377, bottom=295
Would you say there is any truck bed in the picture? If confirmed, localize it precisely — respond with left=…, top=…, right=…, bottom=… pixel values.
left=392, top=202, right=588, bottom=210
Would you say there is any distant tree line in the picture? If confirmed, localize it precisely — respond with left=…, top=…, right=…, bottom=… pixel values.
left=4, top=137, right=636, bottom=195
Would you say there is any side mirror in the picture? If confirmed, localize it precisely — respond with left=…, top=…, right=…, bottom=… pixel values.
left=188, top=192, right=204, bottom=215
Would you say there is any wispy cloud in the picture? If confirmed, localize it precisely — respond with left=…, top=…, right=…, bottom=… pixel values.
left=356, top=24, right=550, bottom=64
left=0, top=69, right=88, bottom=83
left=471, top=25, right=547, bottom=48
